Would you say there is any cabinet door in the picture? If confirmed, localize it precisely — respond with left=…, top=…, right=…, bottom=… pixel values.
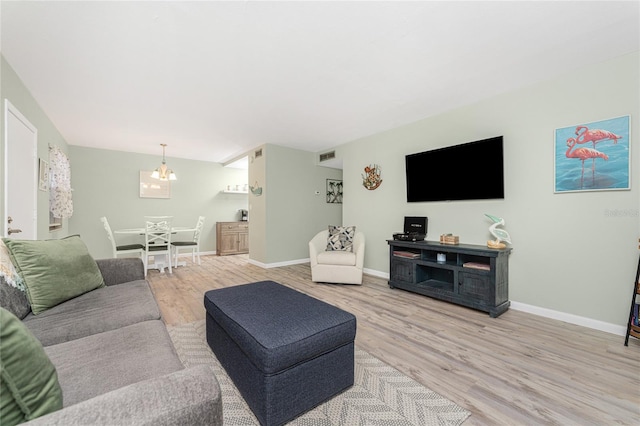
left=238, top=231, right=249, bottom=253
left=390, top=259, right=415, bottom=283
left=219, top=233, right=238, bottom=254
left=459, top=272, right=492, bottom=304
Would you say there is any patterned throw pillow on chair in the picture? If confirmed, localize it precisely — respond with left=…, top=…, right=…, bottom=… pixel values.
left=327, top=226, right=356, bottom=252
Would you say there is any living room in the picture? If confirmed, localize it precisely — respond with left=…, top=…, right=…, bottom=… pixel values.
left=2, top=47, right=638, bottom=336
left=0, top=1, right=639, bottom=424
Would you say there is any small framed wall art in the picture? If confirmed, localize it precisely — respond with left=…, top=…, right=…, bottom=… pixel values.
left=554, top=115, right=630, bottom=193
left=326, top=179, right=343, bottom=203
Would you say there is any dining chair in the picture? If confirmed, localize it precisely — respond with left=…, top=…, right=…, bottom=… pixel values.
left=144, top=217, right=173, bottom=276
left=171, top=216, right=205, bottom=267
left=100, top=217, right=146, bottom=269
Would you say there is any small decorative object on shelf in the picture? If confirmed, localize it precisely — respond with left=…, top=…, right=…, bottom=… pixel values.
left=485, top=213, right=512, bottom=249
left=463, top=262, right=491, bottom=271
left=392, top=250, right=420, bottom=259
left=223, top=184, right=248, bottom=194
left=439, top=234, right=459, bottom=245
left=361, top=164, right=382, bottom=190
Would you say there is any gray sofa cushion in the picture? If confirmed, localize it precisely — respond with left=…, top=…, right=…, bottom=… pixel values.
left=0, top=275, right=30, bottom=319
left=24, top=365, right=222, bottom=426
left=0, top=239, right=30, bottom=319
left=24, top=280, right=161, bottom=346
left=44, top=320, right=184, bottom=407
left=95, top=258, right=144, bottom=286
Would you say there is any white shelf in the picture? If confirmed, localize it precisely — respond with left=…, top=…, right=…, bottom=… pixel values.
left=222, top=190, right=248, bottom=194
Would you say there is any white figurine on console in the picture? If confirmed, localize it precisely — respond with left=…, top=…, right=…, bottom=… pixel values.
left=485, top=213, right=512, bottom=249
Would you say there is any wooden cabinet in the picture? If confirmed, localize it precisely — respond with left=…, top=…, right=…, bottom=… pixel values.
left=388, top=240, right=511, bottom=317
left=216, top=222, right=249, bottom=255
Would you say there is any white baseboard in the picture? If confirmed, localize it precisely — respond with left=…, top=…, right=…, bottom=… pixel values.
left=362, top=269, right=625, bottom=336
left=364, top=268, right=389, bottom=279
left=240, top=262, right=626, bottom=337
left=509, top=301, right=626, bottom=336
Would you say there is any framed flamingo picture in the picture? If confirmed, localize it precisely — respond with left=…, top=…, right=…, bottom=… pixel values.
left=554, top=115, right=630, bottom=193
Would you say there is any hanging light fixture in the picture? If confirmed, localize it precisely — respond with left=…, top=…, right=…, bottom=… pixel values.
left=151, top=143, right=177, bottom=181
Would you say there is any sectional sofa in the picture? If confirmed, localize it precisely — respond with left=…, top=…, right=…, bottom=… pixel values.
left=0, top=236, right=222, bottom=425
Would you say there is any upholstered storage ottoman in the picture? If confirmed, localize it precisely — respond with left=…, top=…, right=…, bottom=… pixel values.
left=204, top=280, right=356, bottom=426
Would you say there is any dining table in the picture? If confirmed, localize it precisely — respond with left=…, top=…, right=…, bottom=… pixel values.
left=114, top=226, right=197, bottom=272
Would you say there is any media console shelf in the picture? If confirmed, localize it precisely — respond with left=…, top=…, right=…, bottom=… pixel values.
left=387, top=240, right=512, bottom=317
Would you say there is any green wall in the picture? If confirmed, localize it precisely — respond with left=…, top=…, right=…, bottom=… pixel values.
left=69, top=146, right=248, bottom=259
left=1, top=56, right=71, bottom=239
left=338, top=52, right=639, bottom=330
left=249, top=144, right=342, bottom=266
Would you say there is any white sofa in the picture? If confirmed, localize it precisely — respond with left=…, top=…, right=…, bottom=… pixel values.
left=309, top=230, right=365, bottom=285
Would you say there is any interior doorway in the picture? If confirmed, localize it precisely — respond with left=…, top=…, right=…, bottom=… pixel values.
left=3, top=99, right=38, bottom=239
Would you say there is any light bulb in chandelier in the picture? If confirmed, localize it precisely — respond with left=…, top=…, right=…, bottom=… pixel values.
left=151, top=144, right=177, bottom=181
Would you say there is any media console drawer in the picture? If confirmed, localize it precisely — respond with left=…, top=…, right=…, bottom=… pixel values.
left=387, top=240, right=511, bottom=317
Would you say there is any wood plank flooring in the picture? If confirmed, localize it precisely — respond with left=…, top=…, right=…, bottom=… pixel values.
left=147, top=254, right=640, bottom=425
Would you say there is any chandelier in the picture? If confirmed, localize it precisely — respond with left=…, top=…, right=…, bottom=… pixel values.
left=151, top=143, right=177, bottom=181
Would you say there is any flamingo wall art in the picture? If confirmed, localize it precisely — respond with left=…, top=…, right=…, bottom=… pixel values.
left=554, top=115, right=630, bottom=193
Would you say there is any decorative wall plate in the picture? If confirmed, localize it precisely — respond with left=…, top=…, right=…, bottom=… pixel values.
left=362, top=164, right=382, bottom=190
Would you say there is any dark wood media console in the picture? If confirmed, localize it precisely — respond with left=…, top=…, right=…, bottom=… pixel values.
left=387, top=240, right=512, bottom=317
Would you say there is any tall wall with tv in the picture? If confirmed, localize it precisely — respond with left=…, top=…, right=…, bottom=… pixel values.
left=336, top=52, right=638, bottom=333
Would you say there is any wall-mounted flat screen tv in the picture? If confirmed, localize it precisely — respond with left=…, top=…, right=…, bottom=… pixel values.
left=405, top=136, right=504, bottom=202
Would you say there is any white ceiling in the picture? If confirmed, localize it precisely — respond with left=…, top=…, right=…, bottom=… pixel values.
left=1, top=1, right=638, bottom=164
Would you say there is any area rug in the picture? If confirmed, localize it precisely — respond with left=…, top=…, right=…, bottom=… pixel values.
left=168, top=320, right=470, bottom=425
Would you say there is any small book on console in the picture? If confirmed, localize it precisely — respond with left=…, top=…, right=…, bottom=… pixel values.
left=462, top=262, right=490, bottom=271
left=393, top=251, right=420, bottom=259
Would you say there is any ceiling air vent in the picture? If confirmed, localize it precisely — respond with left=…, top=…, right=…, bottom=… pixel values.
left=254, top=148, right=263, bottom=158
left=319, top=151, right=335, bottom=162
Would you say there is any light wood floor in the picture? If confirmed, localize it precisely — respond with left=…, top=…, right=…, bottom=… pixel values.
left=147, top=254, right=640, bottom=425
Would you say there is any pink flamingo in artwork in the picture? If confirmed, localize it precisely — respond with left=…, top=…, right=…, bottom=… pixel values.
left=575, top=126, right=622, bottom=148
left=565, top=138, right=608, bottom=188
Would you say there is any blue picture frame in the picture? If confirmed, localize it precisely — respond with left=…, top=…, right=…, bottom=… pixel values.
left=554, top=115, right=630, bottom=193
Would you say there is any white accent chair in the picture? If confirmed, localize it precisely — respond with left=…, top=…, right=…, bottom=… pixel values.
left=171, top=216, right=205, bottom=267
left=309, top=229, right=365, bottom=285
left=144, top=217, right=173, bottom=276
left=100, top=217, right=145, bottom=269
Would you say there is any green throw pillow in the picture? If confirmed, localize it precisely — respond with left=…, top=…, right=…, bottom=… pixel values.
left=0, top=307, right=63, bottom=425
left=2, top=235, right=105, bottom=315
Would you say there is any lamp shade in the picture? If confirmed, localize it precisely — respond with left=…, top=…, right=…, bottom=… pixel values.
left=152, top=144, right=176, bottom=181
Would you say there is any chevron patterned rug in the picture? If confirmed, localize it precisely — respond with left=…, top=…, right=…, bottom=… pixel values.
left=168, top=320, right=470, bottom=425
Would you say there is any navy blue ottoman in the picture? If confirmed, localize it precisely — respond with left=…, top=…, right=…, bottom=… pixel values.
left=204, top=281, right=356, bottom=426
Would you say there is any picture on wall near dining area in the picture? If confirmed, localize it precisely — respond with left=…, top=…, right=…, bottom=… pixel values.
left=140, top=171, right=171, bottom=199
left=554, top=115, right=630, bottom=193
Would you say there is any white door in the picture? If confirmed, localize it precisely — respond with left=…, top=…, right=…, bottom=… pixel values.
left=3, top=99, right=37, bottom=239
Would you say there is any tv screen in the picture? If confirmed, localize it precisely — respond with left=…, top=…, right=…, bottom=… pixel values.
left=405, top=136, right=504, bottom=202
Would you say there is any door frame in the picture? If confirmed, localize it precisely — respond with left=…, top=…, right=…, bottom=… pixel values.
left=3, top=99, right=38, bottom=239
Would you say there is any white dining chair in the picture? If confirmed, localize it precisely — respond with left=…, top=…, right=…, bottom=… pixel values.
left=100, top=217, right=146, bottom=269
left=144, top=217, right=173, bottom=276
left=171, top=216, right=205, bottom=267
